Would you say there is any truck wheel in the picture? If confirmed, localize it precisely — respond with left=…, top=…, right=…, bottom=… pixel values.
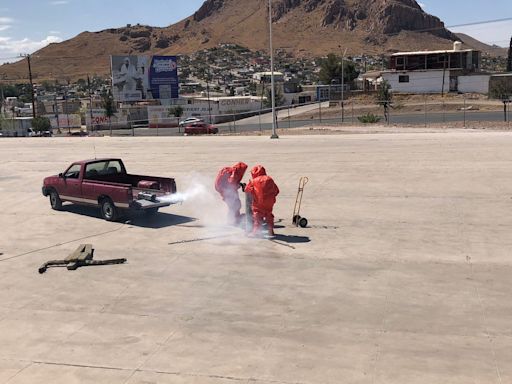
left=100, top=199, right=118, bottom=222
left=49, top=190, right=62, bottom=210
left=145, top=207, right=159, bottom=216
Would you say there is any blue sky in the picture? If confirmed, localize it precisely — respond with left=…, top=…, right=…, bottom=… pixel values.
left=0, top=0, right=510, bottom=63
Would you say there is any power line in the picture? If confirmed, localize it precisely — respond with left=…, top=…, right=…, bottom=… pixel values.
left=447, top=17, right=512, bottom=29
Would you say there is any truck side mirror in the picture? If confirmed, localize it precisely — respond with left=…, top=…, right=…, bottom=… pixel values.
left=59, top=173, right=64, bottom=178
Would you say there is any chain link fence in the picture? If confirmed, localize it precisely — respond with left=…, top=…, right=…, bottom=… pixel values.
left=41, top=96, right=511, bottom=137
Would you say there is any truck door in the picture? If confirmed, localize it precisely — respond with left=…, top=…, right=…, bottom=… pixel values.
left=60, top=163, right=83, bottom=200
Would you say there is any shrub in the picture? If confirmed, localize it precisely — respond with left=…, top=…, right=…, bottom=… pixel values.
left=357, top=113, right=381, bottom=124
left=32, top=116, right=52, bottom=132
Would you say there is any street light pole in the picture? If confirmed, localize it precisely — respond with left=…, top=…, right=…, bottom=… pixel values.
left=269, top=0, right=278, bottom=139
left=340, top=48, right=347, bottom=123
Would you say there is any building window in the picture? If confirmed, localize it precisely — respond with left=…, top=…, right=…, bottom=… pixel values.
left=396, top=57, right=406, bottom=69
left=399, top=75, right=410, bottom=83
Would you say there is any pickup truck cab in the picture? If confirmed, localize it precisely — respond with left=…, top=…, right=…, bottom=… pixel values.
left=42, top=158, right=177, bottom=221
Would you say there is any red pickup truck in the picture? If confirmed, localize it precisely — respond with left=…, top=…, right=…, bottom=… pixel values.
left=42, top=158, right=177, bottom=221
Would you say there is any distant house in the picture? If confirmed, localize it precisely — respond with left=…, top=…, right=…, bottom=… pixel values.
left=382, top=42, right=491, bottom=94
left=252, top=72, right=285, bottom=84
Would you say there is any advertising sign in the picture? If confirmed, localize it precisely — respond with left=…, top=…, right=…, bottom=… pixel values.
left=85, top=109, right=128, bottom=127
left=149, top=56, right=179, bottom=99
left=111, top=55, right=178, bottom=102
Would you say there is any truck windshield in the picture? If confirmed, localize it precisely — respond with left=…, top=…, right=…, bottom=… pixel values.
left=85, top=160, right=124, bottom=179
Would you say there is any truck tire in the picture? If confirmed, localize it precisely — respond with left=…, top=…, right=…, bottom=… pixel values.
left=49, top=190, right=62, bottom=210
left=100, top=198, right=118, bottom=222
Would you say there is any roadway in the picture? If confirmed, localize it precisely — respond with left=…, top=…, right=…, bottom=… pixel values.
left=103, top=105, right=509, bottom=137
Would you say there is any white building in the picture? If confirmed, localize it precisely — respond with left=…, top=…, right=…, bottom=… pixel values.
left=382, top=70, right=450, bottom=94
left=149, top=96, right=262, bottom=126
left=382, top=42, right=490, bottom=94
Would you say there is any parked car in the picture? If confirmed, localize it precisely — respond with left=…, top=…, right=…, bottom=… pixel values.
left=42, top=158, right=178, bottom=221
left=184, top=122, right=219, bottom=135
left=179, top=117, right=204, bottom=127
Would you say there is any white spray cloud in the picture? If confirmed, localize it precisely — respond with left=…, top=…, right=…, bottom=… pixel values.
left=160, top=172, right=228, bottom=228
left=160, top=173, right=254, bottom=245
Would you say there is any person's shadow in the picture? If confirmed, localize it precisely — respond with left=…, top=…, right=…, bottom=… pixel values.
left=273, top=234, right=311, bottom=244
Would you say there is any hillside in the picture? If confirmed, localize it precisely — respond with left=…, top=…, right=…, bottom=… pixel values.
left=455, top=33, right=508, bottom=57
left=0, top=0, right=484, bottom=81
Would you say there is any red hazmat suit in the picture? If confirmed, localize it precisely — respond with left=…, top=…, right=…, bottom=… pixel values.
left=215, top=162, right=248, bottom=225
left=245, top=165, right=280, bottom=236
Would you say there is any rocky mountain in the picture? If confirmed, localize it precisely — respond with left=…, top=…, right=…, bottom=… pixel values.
left=455, top=33, right=508, bottom=58
left=0, top=0, right=475, bottom=80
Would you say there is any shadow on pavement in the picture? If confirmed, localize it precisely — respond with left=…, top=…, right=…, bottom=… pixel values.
left=62, top=204, right=196, bottom=228
left=273, top=234, right=311, bottom=244
left=130, top=213, right=196, bottom=229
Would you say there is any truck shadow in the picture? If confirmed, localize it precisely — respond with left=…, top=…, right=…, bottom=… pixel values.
left=61, top=204, right=196, bottom=229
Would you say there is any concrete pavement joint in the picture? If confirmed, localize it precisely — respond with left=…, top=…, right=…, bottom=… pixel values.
left=4, top=361, right=33, bottom=384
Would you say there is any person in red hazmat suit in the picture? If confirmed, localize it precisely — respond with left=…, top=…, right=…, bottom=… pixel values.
left=245, top=165, right=280, bottom=237
left=215, top=162, right=248, bottom=225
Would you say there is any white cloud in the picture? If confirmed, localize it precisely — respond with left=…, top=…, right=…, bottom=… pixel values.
left=49, top=0, right=69, bottom=5
left=0, top=16, right=13, bottom=34
left=49, top=30, right=61, bottom=35
left=0, top=35, right=63, bottom=64
left=418, top=2, right=426, bottom=9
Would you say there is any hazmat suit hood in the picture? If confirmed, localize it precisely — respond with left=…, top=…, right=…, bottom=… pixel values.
left=232, top=162, right=248, bottom=180
left=251, top=165, right=267, bottom=179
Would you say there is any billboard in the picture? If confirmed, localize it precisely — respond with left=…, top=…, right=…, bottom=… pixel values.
left=111, top=55, right=178, bottom=102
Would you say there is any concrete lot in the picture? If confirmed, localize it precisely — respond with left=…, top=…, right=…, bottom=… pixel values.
left=0, top=131, right=511, bottom=383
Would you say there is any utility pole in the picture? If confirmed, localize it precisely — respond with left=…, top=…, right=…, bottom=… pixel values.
left=88, top=75, right=94, bottom=132
left=269, top=0, right=278, bottom=139
left=21, top=54, right=37, bottom=118
left=205, top=68, right=212, bottom=124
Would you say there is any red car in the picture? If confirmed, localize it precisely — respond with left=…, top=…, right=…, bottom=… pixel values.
left=42, top=158, right=178, bottom=221
left=184, top=122, right=218, bottom=135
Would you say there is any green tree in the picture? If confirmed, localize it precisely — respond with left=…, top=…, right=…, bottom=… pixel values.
left=490, top=78, right=512, bottom=121
left=101, top=90, right=116, bottom=135
left=0, top=113, right=5, bottom=133
left=263, top=86, right=285, bottom=108
left=2, top=85, right=19, bottom=98
left=318, top=53, right=358, bottom=85
left=168, top=105, right=184, bottom=118
left=376, top=80, right=393, bottom=123
left=31, top=116, right=52, bottom=133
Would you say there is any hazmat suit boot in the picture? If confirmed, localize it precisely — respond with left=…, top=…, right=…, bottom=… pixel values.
left=248, top=211, right=265, bottom=238
left=263, top=212, right=276, bottom=238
